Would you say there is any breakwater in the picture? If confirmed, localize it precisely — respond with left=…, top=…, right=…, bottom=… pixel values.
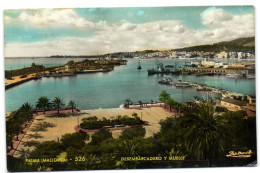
left=5, top=74, right=41, bottom=90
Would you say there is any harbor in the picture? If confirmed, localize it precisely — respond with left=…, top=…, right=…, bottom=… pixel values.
left=147, top=58, right=255, bottom=79
left=5, top=58, right=255, bottom=113
left=4, top=6, right=256, bottom=170
left=5, top=73, right=41, bottom=90
left=5, top=58, right=127, bottom=90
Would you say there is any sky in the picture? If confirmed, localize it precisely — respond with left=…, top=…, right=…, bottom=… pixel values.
left=4, top=6, right=255, bottom=57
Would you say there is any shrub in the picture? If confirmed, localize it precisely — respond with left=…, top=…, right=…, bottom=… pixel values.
left=80, top=115, right=144, bottom=130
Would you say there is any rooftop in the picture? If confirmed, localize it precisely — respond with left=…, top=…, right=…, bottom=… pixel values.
left=222, top=97, right=247, bottom=106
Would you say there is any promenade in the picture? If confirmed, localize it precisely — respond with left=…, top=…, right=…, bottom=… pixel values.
left=5, top=73, right=38, bottom=90
left=7, top=109, right=74, bottom=157
left=11, top=106, right=174, bottom=158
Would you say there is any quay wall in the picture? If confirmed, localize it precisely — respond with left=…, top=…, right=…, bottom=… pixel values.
left=5, top=77, right=34, bottom=90
left=181, top=68, right=248, bottom=74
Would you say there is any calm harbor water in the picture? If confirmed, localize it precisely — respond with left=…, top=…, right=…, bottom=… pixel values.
left=5, top=57, right=85, bottom=70
left=5, top=58, right=255, bottom=112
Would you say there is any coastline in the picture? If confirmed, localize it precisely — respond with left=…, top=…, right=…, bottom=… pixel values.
left=189, top=82, right=245, bottom=98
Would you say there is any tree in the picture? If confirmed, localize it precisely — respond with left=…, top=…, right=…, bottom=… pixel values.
left=52, top=97, right=65, bottom=114
left=124, top=98, right=132, bottom=108
left=90, top=129, right=113, bottom=145
left=119, top=127, right=146, bottom=140
left=28, top=141, right=63, bottom=171
left=29, top=141, right=63, bottom=157
left=36, top=96, right=52, bottom=114
left=19, top=102, right=34, bottom=122
left=6, top=106, right=35, bottom=153
left=115, top=137, right=157, bottom=169
left=132, top=113, right=138, bottom=119
left=6, top=133, right=15, bottom=151
left=165, top=98, right=177, bottom=112
left=6, top=114, right=23, bottom=141
left=66, top=60, right=74, bottom=65
left=19, top=102, right=34, bottom=112
left=178, top=103, right=189, bottom=113
left=60, top=132, right=89, bottom=150
left=220, top=111, right=256, bottom=154
left=159, top=90, right=170, bottom=108
left=68, top=100, right=76, bottom=112
left=138, top=101, right=143, bottom=108
left=155, top=116, right=187, bottom=155
left=182, top=103, right=227, bottom=161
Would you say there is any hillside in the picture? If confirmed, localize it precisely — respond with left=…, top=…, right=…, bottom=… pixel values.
left=174, top=37, right=255, bottom=52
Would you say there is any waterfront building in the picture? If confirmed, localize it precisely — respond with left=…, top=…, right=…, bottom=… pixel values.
left=249, top=53, right=255, bottom=59
left=242, top=106, right=256, bottom=117
left=201, top=59, right=215, bottom=67
left=228, top=52, right=237, bottom=59
left=214, top=62, right=224, bottom=68
left=221, top=97, right=247, bottom=111
left=217, top=51, right=228, bottom=59
left=229, top=64, right=245, bottom=69
left=237, top=52, right=243, bottom=60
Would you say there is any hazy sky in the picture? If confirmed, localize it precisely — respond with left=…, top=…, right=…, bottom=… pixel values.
left=4, top=6, right=254, bottom=57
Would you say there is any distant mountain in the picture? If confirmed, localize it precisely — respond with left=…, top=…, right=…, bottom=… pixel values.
left=218, top=37, right=255, bottom=47
left=174, top=37, right=255, bottom=52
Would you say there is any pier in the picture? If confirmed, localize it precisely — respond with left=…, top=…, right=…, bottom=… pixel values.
left=5, top=73, right=40, bottom=90
left=148, top=67, right=248, bottom=76
left=180, top=67, right=248, bottom=75
left=5, top=58, right=127, bottom=89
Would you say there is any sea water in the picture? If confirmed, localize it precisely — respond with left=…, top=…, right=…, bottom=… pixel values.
left=5, top=58, right=255, bottom=112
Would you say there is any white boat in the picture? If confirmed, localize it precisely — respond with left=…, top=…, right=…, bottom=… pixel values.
left=174, top=81, right=192, bottom=88
left=225, top=73, right=243, bottom=78
left=44, top=72, right=75, bottom=77
left=158, top=77, right=173, bottom=85
left=246, top=75, right=255, bottom=79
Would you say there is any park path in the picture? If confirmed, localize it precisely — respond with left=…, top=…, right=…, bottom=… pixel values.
left=10, top=106, right=176, bottom=158
left=7, top=109, right=74, bottom=157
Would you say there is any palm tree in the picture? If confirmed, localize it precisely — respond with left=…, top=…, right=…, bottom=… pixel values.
left=52, top=97, right=65, bottom=114
left=124, top=98, right=132, bottom=108
left=138, top=101, right=143, bottom=108
left=175, top=102, right=182, bottom=115
left=159, top=90, right=171, bottom=108
left=20, top=102, right=34, bottom=112
left=68, top=100, right=76, bottom=112
left=165, top=98, right=177, bottom=112
left=19, top=102, right=34, bottom=122
left=36, top=96, right=52, bottom=114
left=182, top=103, right=227, bottom=161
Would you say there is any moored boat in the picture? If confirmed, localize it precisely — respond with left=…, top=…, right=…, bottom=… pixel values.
left=246, top=75, right=255, bottom=79
left=147, top=59, right=176, bottom=74
left=158, top=77, right=172, bottom=85
left=196, top=87, right=212, bottom=91
left=174, top=81, right=192, bottom=88
left=226, top=73, right=243, bottom=78
left=137, top=60, right=142, bottom=70
left=43, top=72, right=75, bottom=77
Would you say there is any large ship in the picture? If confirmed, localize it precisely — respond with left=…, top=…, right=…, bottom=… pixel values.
left=147, top=58, right=176, bottom=75
left=43, top=72, right=75, bottom=77
left=147, top=62, right=165, bottom=74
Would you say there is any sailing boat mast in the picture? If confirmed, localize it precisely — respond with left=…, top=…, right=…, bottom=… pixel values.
left=137, top=59, right=142, bottom=70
